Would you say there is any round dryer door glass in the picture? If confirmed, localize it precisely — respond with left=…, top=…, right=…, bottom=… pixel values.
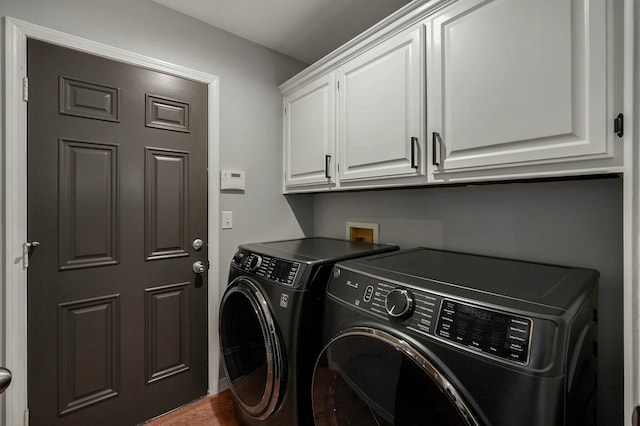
left=312, top=328, right=479, bottom=426
left=219, top=278, right=284, bottom=420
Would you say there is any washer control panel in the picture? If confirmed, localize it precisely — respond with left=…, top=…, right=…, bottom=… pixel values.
left=435, top=299, right=532, bottom=363
left=232, top=249, right=300, bottom=286
left=328, top=266, right=533, bottom=365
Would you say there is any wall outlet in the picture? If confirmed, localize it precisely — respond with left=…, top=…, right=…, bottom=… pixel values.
left=346, top=221, right=379, bottom=243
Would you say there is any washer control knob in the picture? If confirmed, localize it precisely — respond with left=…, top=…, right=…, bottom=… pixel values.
left=385, top=288, right=414, bottom=320
left=248, top=255, right=263, bottom=271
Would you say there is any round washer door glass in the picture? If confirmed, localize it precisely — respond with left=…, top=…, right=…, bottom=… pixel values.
left=219, top=278, right=284, bottom=420
left=312, top=328, right=479, bottom=426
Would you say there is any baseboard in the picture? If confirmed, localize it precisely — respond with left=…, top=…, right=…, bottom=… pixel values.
left=217, top=376, right=230, bottom=392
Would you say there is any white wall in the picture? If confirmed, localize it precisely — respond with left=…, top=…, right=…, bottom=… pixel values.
left=0, top=0, right=313, bottom=417
left=312, top=176, right=623, bottom=425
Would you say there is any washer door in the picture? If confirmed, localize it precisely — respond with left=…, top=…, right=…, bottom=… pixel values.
left=312, top=327, right=480, bottom=426
left=219, top=277, right=285, bottom=420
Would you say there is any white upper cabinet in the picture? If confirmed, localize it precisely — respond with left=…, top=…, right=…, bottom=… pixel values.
left=338, top=25, right=425, bottom=184
left=280, top=0, right=623, bottom=192
left=427, top=0, right=622, bottom=177
left=283, top=73, right=336, bottom=190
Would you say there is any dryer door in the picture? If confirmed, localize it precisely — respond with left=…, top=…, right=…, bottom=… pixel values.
left=312, top=327, right=480, bottom=426
left=219, top=277, right=285, bottom=420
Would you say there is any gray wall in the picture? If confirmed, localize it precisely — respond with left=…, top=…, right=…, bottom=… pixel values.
left=0, top=0, right=312, bottom=413
left=0, top=1, right=624, bottom=424
left=312, top=176, right=623, bottom=424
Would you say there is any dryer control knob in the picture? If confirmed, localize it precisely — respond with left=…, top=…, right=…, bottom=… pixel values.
left=232, top=251, right=244, bottom=264
left=385, top=289, right=414, bottom=320
left=248, top=255, right=263, bottom=271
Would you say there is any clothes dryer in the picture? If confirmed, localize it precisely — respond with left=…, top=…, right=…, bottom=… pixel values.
left=312, top=248, right=598, bottom=425
left=219, top=237, right=398, bottom=426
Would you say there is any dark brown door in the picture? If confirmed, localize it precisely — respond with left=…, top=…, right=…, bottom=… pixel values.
left=27, top=39, right=209, bottom=426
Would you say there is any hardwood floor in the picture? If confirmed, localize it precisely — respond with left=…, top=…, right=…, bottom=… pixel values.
left=144, top=390, right=240, bottom=426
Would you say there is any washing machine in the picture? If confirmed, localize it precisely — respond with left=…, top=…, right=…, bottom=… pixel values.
left=311, top=248, right=598, bottom=426
left=218, top=237, right=398, bottom=425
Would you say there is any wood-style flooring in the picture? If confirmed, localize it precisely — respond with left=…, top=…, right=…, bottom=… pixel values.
left=144, top=390, right=240, bottom=426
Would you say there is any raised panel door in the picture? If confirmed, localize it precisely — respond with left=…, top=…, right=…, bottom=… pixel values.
left=338, top=26, right=425, bottom=183
left=284, top=73, right=336, bottom=190
left=27, top=39, right=209, bottom=426
left=428, top=0, right=614, bottom=173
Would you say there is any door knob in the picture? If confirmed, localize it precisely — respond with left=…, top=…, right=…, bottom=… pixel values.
left=0, top=367, right=11, bottom=395
left=192, top=261, right=206, bottom=274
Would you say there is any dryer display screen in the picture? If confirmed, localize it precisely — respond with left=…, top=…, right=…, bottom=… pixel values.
left=436, top=299, right=532, bottom=364
left=265, top=259, right=300, bottom=286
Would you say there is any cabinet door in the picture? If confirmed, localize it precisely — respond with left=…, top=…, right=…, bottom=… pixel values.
left=338, top=26, right=424, bottom=183
left=428, top=0, right=613, bottom=173
left=284, top=73, right=336, bottom=190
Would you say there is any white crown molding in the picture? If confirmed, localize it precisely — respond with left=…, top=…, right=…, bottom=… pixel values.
left=278, top=0, right=455, bottom=94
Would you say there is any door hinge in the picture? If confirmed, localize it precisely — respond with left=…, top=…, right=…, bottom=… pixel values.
left=24, top=408, right=29, bottom=426
left=22, top=242, right=30, bottom=269
left=614, top=113, right=623, bottom=137
left=337, top=81, right=340, bottom=90
left=22, top=77, right=29, bottom=102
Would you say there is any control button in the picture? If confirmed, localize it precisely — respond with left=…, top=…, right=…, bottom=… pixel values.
left=509, top=342, right=525, bottom=352
left=385, top=288, right=414, bottom=320
left=508, top=350, right=527, bottom=362
left=507, top=333, right=526, bottom=342
left=363, top=286, right=374, bottom=303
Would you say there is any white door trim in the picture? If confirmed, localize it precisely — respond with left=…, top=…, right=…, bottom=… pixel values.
left=3, top=17, right=221, bottom=425
left=623, top=0, right=639, bottom=422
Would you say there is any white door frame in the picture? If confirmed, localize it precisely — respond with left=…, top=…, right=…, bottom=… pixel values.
left=3, top=17, right=221, bottom=425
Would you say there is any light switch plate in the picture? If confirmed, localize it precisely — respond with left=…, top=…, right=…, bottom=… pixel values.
left=222, top=211, right=233, bottom=229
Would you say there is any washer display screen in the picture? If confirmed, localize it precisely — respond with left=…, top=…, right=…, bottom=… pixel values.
left=436, top=299, right=532, bottom=363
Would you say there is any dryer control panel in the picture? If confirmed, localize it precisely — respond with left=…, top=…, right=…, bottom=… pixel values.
left=329, top=266, right=533, bottom=365
left=232, top=249, right=300, bottom=286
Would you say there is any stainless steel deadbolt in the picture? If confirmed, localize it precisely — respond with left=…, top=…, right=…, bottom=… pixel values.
left=192, top=238, right=204, bottom=251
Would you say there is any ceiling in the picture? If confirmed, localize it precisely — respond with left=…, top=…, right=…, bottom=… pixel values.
left=152, top=0, right=412, bottom=64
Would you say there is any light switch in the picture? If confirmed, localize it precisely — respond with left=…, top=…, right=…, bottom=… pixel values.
left=222, top=211, right=233, bottom=229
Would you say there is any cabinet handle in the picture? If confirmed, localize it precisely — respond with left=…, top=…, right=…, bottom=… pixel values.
left=411, top=137, right=419, bottom=169
left=325, top=155, right=332, bottom=179
left=432, top=132, right=442, bottom=167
